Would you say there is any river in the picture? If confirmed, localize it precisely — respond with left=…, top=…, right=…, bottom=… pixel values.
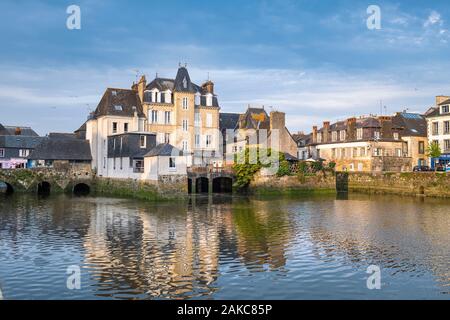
left=0, top=193, right=448, bottom=300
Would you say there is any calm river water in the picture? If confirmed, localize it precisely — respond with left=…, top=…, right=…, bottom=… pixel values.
left=0, top=193, right=448, bottom=300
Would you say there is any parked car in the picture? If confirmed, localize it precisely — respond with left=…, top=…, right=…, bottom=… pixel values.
left=413, top=165, right=431, bottom=172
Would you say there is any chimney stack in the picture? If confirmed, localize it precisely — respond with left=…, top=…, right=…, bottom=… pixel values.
left=270, top=111, right=285, bottom=131
left=323, top=121, right=330, bottom=143
left=202, top=80, right=214, bottom=94
left=312, top=126, right=318, bottom=143
left=15, top=127, right=22, bottom=135
left=137, top=75, right=146, bottom=103
left=346, top=118, right=356, bottom=141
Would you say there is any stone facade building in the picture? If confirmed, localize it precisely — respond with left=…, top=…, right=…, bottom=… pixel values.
left=311, top=115, right=412, bottom=172
left=225, top=107, right=298, bottom=160
left=137, top=66, right=221, bottom=166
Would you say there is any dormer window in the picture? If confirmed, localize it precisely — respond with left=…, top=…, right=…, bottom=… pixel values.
left=164, top=90, right=172, bottom=104
left=393, top=132, right=399, bottom=140
left=206, top=93, right=213, bottom=107
left=183, top=77, right=187, bottom=89
left=442, top=105, right=449, bottom=114
left=357, top=128, right=363, bottom=140
left=111, top=90, right=117, bottom=96
left=374, top=131, right=380, bottom=140
left=340, top=130, right=346, bottom=141
left=114, top=105, right=123, bottom=111
left=331, top=131, right=337, bottom=142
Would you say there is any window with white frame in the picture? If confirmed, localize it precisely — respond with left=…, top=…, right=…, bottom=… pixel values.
left=150, top=110, right=158, bottom=123
left=206, top=135, right=212, bottom=147
left=195, top=134, right=200, bottom=148
left=165, top=91, right=172, bottom=104
left=140, top=135, right=146, bottom=148
left=374, top=131, right=380, bottom=140
left=182, top=140, right=188, bottom=151
left=444, top=121, right=450, bottom=134
left=206, top=113, right=213, bottom=127
left=357, top=128, right=363, bottom=140
left=445, top=139, right=450, bottom=152
left=340, top=130, right=346, bottom=141
left=182, top=97, right=188, bottom=110
left=396, top=148, right=402, bottom=157
left=393, top=132, right=399, bottom=140
left=164, top=111, right=171, bottom=124
left=169, top=157, right=176, bottom=169
left=332, top=131, right=337, bottom=142
left=112, top=122, right=118, bottom=133
left=373, top=148, right=382, bottom=156
left=359, top=147, right=366, bottom=157
left=206, top=94, right=213, bottom=107
left=182, top=119, right=188, bottom=131
left=433, top=122, right=439, bottom=135
left=0, top=148, right=4, bottom=157
left=442, top=105, right=449, bottom=114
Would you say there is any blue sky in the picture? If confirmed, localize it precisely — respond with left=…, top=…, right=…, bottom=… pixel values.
left=1, top=0, right=450, bottom=134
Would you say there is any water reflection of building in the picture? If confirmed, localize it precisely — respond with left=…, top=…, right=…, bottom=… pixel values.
left=82, top=199, right=224, bottom=299
left=306, top=196, right=449, bottom=292
left=230, top=199, right=294, bottom=271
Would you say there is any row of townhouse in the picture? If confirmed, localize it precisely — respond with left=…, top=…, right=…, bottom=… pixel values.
left=292, top=95, right=450, bottom=172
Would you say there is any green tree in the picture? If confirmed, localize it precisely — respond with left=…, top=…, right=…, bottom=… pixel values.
left=427, top=141, right=442, bottom=159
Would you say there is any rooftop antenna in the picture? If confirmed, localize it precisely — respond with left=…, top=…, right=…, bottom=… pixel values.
left=379, top=100, right=383, bottom=115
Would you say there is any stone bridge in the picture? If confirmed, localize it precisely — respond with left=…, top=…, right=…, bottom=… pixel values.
left=187, top=166, right=236, bottom=193
left=0, top=165, right=93, bottom=195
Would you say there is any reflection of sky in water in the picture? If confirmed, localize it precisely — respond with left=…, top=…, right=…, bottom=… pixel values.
left=0, top=194, right=448, bottom=300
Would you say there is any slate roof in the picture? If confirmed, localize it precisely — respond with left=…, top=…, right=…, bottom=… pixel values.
left=0, top=124, right=39, bottom=137
left=91, top=88, right=145, bottom=119
left=219, top=113, right=240, bottom=131
left=392, top=112, right=427, bottom=137
left=238, top=108, right=270, bottom=130
left=144, top=143, right=183, bottom=157
left=0, top=135, right=45, bottom=149
left=292, top=133, right=312, bottom=145
left=145, top=67, right=219, bottom=106
left=28, top=136, right=92, bottom=161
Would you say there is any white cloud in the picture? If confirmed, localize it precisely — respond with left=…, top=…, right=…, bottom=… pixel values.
left=424, top=11, right=443, bottom=27
left=0, top=62, right=449, bottom=135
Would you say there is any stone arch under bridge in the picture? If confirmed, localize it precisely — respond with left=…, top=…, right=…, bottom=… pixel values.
left=0, top=168, right=93, bottom=195
left=187, top=167, right=236, bottom=194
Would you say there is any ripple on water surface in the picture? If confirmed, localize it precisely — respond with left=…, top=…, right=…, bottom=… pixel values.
left=0, top=193, right=449, bottom=299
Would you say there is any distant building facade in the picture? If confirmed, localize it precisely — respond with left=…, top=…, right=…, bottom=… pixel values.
left=28, top=133, right=92, bottom=170
left=225, top=107, right=298, bottom=160
left=425, top=95, right=450, bottom=169
left=392, top=112, right=428, bottom=168
left=311, top=116, right=412, bottom=172
left=292, top=132, right=312, bottom=160
left=0, top=124, right=44, bottom=169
